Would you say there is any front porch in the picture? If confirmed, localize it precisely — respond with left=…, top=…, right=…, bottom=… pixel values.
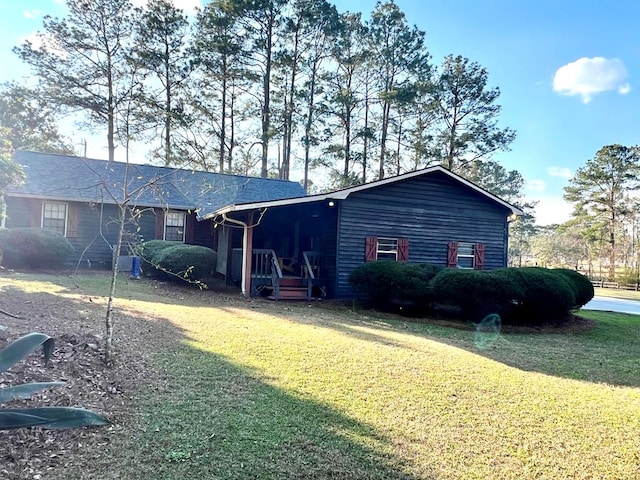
left=221, top=200, right=338, bottom=300
left=248, top=249, right=325, bottom=300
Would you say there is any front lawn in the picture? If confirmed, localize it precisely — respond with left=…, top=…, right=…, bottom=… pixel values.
left=1, top=272, right=639, bottom=479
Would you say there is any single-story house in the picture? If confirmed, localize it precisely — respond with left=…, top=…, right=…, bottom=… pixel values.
left=3, top=150, right=522, bottom=300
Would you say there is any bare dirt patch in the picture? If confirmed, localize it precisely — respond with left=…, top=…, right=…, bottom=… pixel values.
left=0, top=272, right=187, bottom=480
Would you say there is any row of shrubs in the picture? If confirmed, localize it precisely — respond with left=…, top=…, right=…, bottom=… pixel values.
left=349, top=261, right=594, bottom=324
left=0, top=229, right=217, bottom=284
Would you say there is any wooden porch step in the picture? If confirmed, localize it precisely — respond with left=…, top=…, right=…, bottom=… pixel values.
left=268, top=286, right=308, bottom=300
left=279, top=277, right=305, bottom=287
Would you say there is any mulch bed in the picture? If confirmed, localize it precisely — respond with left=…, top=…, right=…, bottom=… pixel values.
left=0, top=276, right=180, bottom=479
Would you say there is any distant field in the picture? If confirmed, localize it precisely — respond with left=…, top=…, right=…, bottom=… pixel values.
left=593, top=286, right=640, bottom=301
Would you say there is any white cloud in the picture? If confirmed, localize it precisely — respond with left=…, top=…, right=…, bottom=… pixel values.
left=23, top=10, right=41, bottom=19
left=526, top=179, right=546, bottom=193
left=131, top=0, right=201, bottom=13
left=532, top=197, right=573, bottom=226
left=553, top=57, right=630, bottom=103
left=548, top=166, right=572, bottom=179
left=619, top=83, right=631, bottom=94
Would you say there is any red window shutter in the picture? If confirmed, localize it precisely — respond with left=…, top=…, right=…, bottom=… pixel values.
left=447, top=241, right=458, bottom=268
left=365, top=236, right=377, bottom=262
left=155, top=209, right=164, bottom=239
left=67, top=203, right=79, bottom=238
left=184, top=212, right=194, bottom=244
left=474, top=243, right=486, bottom=270
left=398, top=238, right=409, bottom=262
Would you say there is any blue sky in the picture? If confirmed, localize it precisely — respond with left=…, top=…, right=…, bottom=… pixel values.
left=1, top=0, right=639, bottom=225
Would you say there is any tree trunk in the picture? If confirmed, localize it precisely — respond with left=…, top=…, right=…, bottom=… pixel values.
left=378, top=98, right=391, bottom=180
left=220, top=55, right=227, bottom=173
left=362, top=73, right=370, bottom=183
left=164, top=39, right=171, bottom=166
left=261, top=16, right=274, bottom=178
left=303, top=58, right=319, bottom=192
left=105, top=203, right=126, bottom=364
left=107, top=58, right=115, bottom=163
left=609, top=207, right=616, bottom=281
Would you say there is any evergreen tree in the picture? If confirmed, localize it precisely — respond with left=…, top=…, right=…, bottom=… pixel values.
left=14, top=0, right=135, bottom=162
left=367, top=1, right=430, bottom=180
left=430, top=55, right=515, bottom=174
left=0, top=83, right=74, bottom=154
left=564, top=144, right=640, bottom=280
left=130, top=0, right=192, bottom=166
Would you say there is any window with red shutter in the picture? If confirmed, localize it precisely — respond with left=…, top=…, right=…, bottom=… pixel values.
left=474, top=243, right=485, bottom=270
left=398, top=238, right=409, bottom=262
left=365, top=236, right=377, bottom=262
left=447, top=241, right=458, bottom=267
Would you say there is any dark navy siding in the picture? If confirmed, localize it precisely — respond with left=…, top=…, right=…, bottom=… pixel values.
left=193, top=217, right=216, bottom=249
left=335, top=171, right=511, bottom=298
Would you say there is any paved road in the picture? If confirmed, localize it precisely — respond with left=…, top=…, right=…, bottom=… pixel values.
left=583, top=296, right=640, bottom=315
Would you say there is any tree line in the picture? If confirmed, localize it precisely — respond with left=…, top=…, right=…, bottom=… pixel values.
left=2, top=0, right=522, bottom=197
left=515, top=144, right=640, bottom=283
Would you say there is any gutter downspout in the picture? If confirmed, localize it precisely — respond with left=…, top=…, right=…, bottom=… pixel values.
left=222, top=212, right=249, bottom=296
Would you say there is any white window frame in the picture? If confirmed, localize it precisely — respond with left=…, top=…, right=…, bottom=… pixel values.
left=376, top=237, right=398, bottom=261
left=164, top=211, right=186, bottom=242
left=42, top=201, right=68, bottom=236
left=457, top=242, right=475, bottom=269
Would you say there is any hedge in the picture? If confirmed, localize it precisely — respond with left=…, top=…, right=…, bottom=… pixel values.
left=488, top=267, right=577, bottom=323
left=138, top=240, right=217, bottom=282
left=360, top=264, right=584, bottom=324
left=136, top=239, right=182, bottom=266
left=349, top=261, right=443, bottom=311
left=0, top=228, right=73, bottom=269
left=551, top=268, right=594, bottom=307
left=430, top=268, right=524, bottom=322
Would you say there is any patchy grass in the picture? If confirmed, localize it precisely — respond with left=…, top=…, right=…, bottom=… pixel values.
left=3, top=272, right=640, bottom=479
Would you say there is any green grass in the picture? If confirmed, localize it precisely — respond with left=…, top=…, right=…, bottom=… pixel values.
left=594, top=286, right=640, bottom=301
left=3, top=272, right=640, bottom=479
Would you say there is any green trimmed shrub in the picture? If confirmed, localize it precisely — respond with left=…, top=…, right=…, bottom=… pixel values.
left=430, top=268, right=523, bottom=321
left=349, top=261, right=443, bottom=311
left=0, top=228, right=73, bottom=269
left=136, top=240, right=182, bottom=267
left=552, top=268, right=594, bottom=307
left=495, top=267, right=576, bottom=322
left=152, top=244, right=217, bottom=282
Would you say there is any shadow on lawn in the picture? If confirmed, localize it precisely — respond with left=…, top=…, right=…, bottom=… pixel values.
left=286, top=307, right=640, bottom=389
left=0, top=278, right=421, bottom=480
left=125, top=342, right=421, bottom=480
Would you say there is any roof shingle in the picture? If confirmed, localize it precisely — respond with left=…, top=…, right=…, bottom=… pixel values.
left=9, top=151, right=307, bottom=219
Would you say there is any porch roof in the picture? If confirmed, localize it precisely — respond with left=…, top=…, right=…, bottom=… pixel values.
left=203, top=165, right=524, bottom=218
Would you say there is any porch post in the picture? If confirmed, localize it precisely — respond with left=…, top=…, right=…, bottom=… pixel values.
left=244, top=211, right=254, bottom=296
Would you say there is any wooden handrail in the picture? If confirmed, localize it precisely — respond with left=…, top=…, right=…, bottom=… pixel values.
left=251, top=248, right=281, bottom=296
left=303, top=251, right=316, bottom=280
left=270, top=251, right=283, bottom=279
